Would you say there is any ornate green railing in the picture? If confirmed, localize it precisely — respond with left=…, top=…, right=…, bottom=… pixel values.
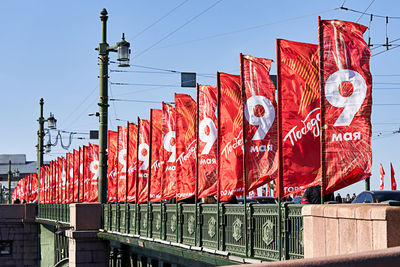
left=101, top=203, right=304, bottom=261
left=37, top=204, right=70, bottom=223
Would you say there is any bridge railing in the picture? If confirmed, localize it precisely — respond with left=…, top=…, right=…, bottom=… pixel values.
left=37, top=204, right=70, bottom=224
left=101, top=202, right=304, bottom=261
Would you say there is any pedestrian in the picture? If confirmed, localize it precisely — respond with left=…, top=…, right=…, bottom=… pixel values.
left=351, top=193, right=356, bottom=202
left=335, top=193, right=342, bottom=203
left=303, top=185, right=321, bottom=204
left=345, top=194, right=351, bottom=203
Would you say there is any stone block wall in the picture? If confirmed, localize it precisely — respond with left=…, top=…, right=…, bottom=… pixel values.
left=0, top=204, right=38, bottom=267
left=302, top=204, right=400, bottom=258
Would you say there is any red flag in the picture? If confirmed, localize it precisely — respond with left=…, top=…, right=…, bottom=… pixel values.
left=83, top=146, right=90, bottom=202
left=320, top=19, right=372, bottom=194
left=161, top=103, right=176, bottom=200
left=175, top=94, right=197, bottom=201
left=117, top=126, right=128, bottom=202
left=61, top=158, right=67, bottom=204
left=277, top=39, right=321, bottom=198
left=241, top=54, right=278, bottom=193
left=107, top=131, right=118, bottom=202
left=137, top=119, right=151, bottom=203
left=149, top=109, right=163, bottom=201
left=127, top=124, right=138, bottom=202
left=31, top=174, right=38, bottom=202
left=218, top=72, right=243, bottom=201
left=73, top=149, right=79, bottom=202
left=57, top=158, right=62, bottom=204
left=197, top=85, right=218, bottom=198
left=39, top=167, right=45, bottom=204
left=87, top=143, right=99, bottom=202
left=66, top=153, right=74, bottom=203
left=79, top=147, right=84, bottom=202
left=391, top=163, right=396, bottom=190
left=380, top=163, right=385, bottom=190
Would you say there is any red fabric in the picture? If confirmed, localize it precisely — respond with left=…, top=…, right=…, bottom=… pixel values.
left=149, top=109, right=163, bottom=201
left=127, top=124, right=138, bottom=202
left=277, top=39, right=321, bottom=198
left=61, top=158, right=67, bottom=204
left=321, top=20, right=372, bottom=194
left=175, top=94, right=197, bottom=201
left=380, top=163, right=385, bottom=190
left=31, top=174, right=38, bottom=202
left=117, top=126, right=128, bottom=202
left=218, top=73, right=243, bottom=201
left=73, top=149, right=79, bottom=202
left=83, top=146, right=90, bottom=202
left=66, top=153, right=74, bottom=203
left=197, top=85, right=218, bottom=198
left=39, top=167, right=45, bottom=204
left=79, top=147, right=84, bottom=202
left=391, top=163, right=396, bottom=191
left=137, top=119, right=151, bottom=203
left=87, top=143, right=99, bottom=202
left=242, top=54, right=278, bottom=192
left=107, top=131, right=118, bottom=202
left=57, top=158, right=62, bottom=204
left=161, top=103, right=177, bottom=200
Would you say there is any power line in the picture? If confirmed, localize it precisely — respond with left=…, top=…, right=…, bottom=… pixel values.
left=340, top=6, right=400, bottom=19
left=110, top=98, right=174, bottom=104
left=154, top=8, right=337, bottom=50
left=356, top=0, right=375, bottom=22
left=372, top=44, right=400, bottom=57
left=132, top=0, right=189, bottom=39
left=134, top=0, right=224, bottom=59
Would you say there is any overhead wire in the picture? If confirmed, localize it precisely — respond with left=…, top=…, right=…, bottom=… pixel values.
left=355, top=0, right=375, bottom=23
left=134, top=0, right=224, bottom=59
left=132, top=0, right=189, bottom=39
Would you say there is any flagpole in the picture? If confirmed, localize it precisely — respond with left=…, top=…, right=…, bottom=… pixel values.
left=318, top=16, right=326, bottom=204
left=216, top=72, right=221, bottom=250
left=161, top=103, right=165, bottom=239
left=126, top=122, right=130, bottom=203
left=116, top=131, right=119, bottom=204
left=240, top=53, right=249, bottom=257
left=174, top=94, right=179, bottom=244
left=276, top=39, right=284, bottom=260
left=195, top=84, right=200, bottom=246
left=147, top=111, right=154, bottom=237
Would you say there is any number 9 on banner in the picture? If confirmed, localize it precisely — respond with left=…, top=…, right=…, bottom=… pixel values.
left=138, top=143, right=150, bottom=170
left=244, top=95, right=275, bottom=140
left=325, top=69, right=367, bottom=127
left=163, top=131, right=176, bottom=162
left=199, top=118, right=217, bottom=155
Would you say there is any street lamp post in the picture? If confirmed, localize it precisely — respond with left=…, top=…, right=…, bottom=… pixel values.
left=97, top=8, right=130, bottom=203
left=37, top=98, right=57, bottom=203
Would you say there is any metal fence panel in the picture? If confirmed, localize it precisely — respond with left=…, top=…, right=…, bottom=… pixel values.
left=198, top=204, right=218, bottom=250
left=222, top=204, right=246, bottom=256
left=181, top=204, right=196, bottom=246
left=165, top=204, right=178, bottom=242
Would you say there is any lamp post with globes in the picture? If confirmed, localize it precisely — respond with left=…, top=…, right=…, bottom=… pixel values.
left=7, top=160, right=20, bottom=203
left=37, top=98, right=57, bottom=202
left=97, top=8, right=131, bottom=203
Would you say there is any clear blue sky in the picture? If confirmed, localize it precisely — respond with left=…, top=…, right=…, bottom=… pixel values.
left=1, top=0, right=399, bottom=196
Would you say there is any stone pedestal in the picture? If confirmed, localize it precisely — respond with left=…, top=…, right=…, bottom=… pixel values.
left=66, top=203, right=108, bottom=266
left=0, top=204, right=38, bottom=267
left=302, top=204, right=400, bottom=258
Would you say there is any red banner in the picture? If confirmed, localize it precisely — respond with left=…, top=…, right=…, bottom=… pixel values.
left=117, top=126, right=128, bottom=202
left=241, top=54, right=278, bottom=192
left=175, top=94, right=197, bottom=201
left=127, top=123, right=138, bottom=202
left=108, top=131, right=118, bottom=202
left=137, top=119, right=151, bottom=203
left=83, top=146, right=90, bottom=202
left=380, top=163, right=385, bottom=190
left=61, top=158, right=67, bottom=204
left=79, top=147, right=84, bottom=202
left=150, top=109, right=163, bottom=201
left=161, top=103, right=176, bottom=200
left=87, top=143, right=99, bottom=202
left=39, top=167, right=45, bottom=204
left=73, top=149, right=79, bottom=202
left=57, top=158, right=62, bottom=204
left=197, top=85, right=218, bottom=198
left=218, top=72, right=243, bottom=201
left=66, top=153, right=74, bottom=203
left=321, top=19, right=372, bottom=194
left=31, top=174, right=38, bottom=202
left=391, top=163, right=396, bottom=190
left=277, top=39, right=321, bottom=197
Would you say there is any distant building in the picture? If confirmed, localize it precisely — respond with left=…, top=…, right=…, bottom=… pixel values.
left=0, top=154, right=38, bottom=199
